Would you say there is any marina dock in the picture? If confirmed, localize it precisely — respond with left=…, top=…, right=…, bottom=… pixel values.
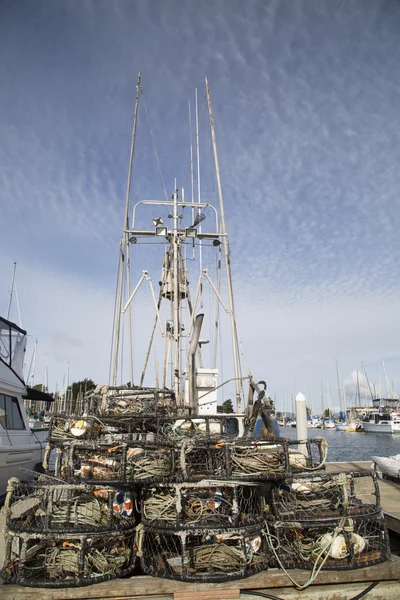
left=2, top=460, right=400, bottom=600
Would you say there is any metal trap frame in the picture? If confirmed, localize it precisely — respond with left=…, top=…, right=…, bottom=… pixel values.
left=4, top=479, right=136, bottom=533
left=270, top=470, right=380, bottom=521
left=141, top=481, right=264, bottom=529
left=267, top=512, right=390, bottom=571
left=285, top=437, right=328, bottom=472
left=139, top=524, right=268, bottom=582
left=1, top=527, right=137, bottom=588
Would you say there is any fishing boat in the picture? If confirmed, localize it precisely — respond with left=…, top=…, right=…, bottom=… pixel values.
left=362, top=398, right=400, bottom=433
left=0, top=316, right=52, bottom=497
left=106, top=75, right=278, bottom=437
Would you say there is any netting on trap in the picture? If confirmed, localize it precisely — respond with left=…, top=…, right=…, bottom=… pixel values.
left=228, top=440, right=288, bottom=480
left=267, top=513, right=390, bottom=571
left=178, top=438, right=230, bottom=480
left=165, top=416, right=242, bottom=444
left=4, top=479, right=136, bottom=533
left=1, top=528, right=136, bottom=588
left=141, top=482, right=264, bottom=529
left=286, top=437, right=328, bottom=472
left=178, top=439, right=288, bottom=482
left=271, top=471, right=380, bottom=521
left=95, top=385, right=176, bottom=417
left=48, top=416, right=102, bottom=445
left=48, top=414, right=176, bottom=446
left=53, top=441, right=175, bottom=485
left=138, top=524, right=268, bottom=582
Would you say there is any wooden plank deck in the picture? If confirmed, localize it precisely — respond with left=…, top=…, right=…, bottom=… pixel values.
left=326, top=461, right=400, bottom=534
left=4, top=556, right=400, bottom=600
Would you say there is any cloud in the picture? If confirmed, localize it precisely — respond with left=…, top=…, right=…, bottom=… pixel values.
left=1, top=0, right=400, bottom=410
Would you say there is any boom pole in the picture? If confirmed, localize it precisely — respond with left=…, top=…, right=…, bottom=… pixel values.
left=205, top=78, right=242, bottom=412
left=111, top=72, right=141, bottom=386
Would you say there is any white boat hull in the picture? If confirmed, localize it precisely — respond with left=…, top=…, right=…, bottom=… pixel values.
left=0, top=442, right=43, bottom=497
left=363, top=421, right=400, bottom=433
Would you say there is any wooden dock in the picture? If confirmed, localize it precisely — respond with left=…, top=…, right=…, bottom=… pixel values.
left=4, top=557, right=400, bottom=600
left=2, top=461, right=400, bottom=599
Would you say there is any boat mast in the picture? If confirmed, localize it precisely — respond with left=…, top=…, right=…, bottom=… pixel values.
left=382, top=359, right=394, bottom=399
left=205, top=77, right=242, bottom=411
left=6, top=261, right=17, bottom=321
left=26, top=338, right=38, bottom=386
left=111, top=72, right=141, bottom=386
left=172, top=184, right=181, bottom=396
left=362, top=362, right=374, bottom=404
left=335, top=357, right=342, bottom=414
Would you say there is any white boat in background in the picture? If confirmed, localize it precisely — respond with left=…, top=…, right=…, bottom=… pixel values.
left=323, top=419, right=336, bottom=429
left=335, top=422, right=347, bottom=431
left=307, top=418, right=321, bottom=428
left=372, top=454, right=400, bottom=480
left=0, top=316, right=52, bottom=497
left=362, top=398, right=400, bottom=433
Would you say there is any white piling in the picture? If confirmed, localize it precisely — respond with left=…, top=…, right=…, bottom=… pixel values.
left=296, top=392, right=308, bottom=455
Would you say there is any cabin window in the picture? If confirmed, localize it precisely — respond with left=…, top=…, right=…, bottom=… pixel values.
left=0, top=394, right=26, bottom=430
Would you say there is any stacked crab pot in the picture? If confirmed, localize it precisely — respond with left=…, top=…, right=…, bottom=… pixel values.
left=1, top=385, right=178, bottom=588
left=136, top=429, right=331, bottom=582
left=264, top=470, right=390, bottom=571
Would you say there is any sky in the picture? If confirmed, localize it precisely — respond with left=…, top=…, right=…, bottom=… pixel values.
left=1, top=0, right=400, bottom=413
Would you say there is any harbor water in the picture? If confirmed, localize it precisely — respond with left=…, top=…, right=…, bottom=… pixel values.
left=282, top=426, right=400, bottom=462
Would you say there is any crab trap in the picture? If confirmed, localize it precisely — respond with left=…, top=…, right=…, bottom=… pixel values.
left=50, top=441, right=175, bottom=485
left=228, top=440, right=288, bottom=480
left=178, top=439, right=288, bottom=482
left=138, top=524, right=268, bottom=582
left=48, top=415, right=103, bottom=444
left=1, top=527, right=137, bottom=588
left=94, top=385, right=176, bottom=417
left=166, top=415, right=243, bottom=443
left=270, top=471, right=380, bottom=521
left=141, top=481, right=264, bottom=529
left=48, top=414, right=175, bottom=446
left=4, top=479, right=136, bottom=533
left=267, top=512, right=390, bottom=571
